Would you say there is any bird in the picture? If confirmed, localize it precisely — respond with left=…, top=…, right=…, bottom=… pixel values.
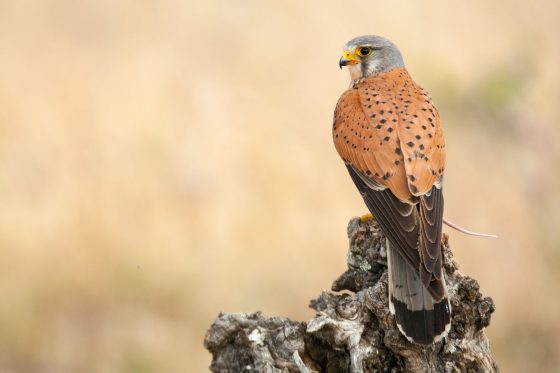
left=333, top=35, right=451, bottom=345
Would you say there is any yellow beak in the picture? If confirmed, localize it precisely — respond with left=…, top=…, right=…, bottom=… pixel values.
left=339, top=50, right=359, bottom=68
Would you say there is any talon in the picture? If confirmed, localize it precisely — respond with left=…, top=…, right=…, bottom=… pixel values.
left=360, top=213, right=374, bottom=222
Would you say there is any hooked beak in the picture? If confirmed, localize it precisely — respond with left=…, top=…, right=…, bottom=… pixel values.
left=339, top=50, right=359, bottom=69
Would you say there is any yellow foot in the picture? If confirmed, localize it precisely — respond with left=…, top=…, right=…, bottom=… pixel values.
left=360, top=213, right=374, bottom=222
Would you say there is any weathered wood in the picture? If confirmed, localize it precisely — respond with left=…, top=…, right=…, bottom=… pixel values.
left=204, top=218, right=498, bottom=372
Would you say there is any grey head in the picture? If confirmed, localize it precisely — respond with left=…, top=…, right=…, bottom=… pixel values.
left=339, top=35, right=404, bottom=85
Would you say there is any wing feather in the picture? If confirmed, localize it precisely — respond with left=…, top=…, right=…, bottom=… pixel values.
left=333, top=67, right=446, bottom=301
left=347, top=165, right=445, bottom=300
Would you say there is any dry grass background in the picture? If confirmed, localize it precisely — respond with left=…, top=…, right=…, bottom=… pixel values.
left=0, top=0, right=559, bottom=372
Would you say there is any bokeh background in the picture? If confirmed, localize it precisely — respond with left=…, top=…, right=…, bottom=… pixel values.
left=0, top=0, right=559, bottom=371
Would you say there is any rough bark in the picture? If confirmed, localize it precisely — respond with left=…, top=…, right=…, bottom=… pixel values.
left=204, top=217, right=499, bottom=372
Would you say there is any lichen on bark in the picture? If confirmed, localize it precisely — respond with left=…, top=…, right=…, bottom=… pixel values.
left=204, top=217, right=499, bottom=372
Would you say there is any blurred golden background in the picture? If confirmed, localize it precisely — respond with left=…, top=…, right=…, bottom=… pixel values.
left=0, top=0, right=559, bottom=371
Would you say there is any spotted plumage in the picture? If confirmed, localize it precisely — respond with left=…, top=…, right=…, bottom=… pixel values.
left=333, top=68, right=445, bottom=201
left=334, top=35, right=450, bottom=345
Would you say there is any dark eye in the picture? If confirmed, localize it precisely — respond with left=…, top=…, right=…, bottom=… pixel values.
left=358, top=47, right=372, bottom=56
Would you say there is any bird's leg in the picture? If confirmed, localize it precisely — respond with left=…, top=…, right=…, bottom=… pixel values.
left=360, top=213, right=374, bottom=222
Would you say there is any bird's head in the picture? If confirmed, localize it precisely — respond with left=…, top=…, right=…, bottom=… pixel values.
left=339, top=35, right=404, bottom=85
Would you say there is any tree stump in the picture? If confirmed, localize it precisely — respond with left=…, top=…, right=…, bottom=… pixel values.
left=204, top=217, right=499, bottom=372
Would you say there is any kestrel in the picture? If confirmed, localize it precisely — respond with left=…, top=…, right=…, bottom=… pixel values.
left=333, top=35, right=451, bottom=345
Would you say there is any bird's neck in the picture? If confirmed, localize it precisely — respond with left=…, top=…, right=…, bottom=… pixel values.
left=348, top=64, right=364, bottom=88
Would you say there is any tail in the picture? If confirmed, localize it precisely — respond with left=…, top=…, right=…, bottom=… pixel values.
left=387, top=241, right=451, bottom=345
